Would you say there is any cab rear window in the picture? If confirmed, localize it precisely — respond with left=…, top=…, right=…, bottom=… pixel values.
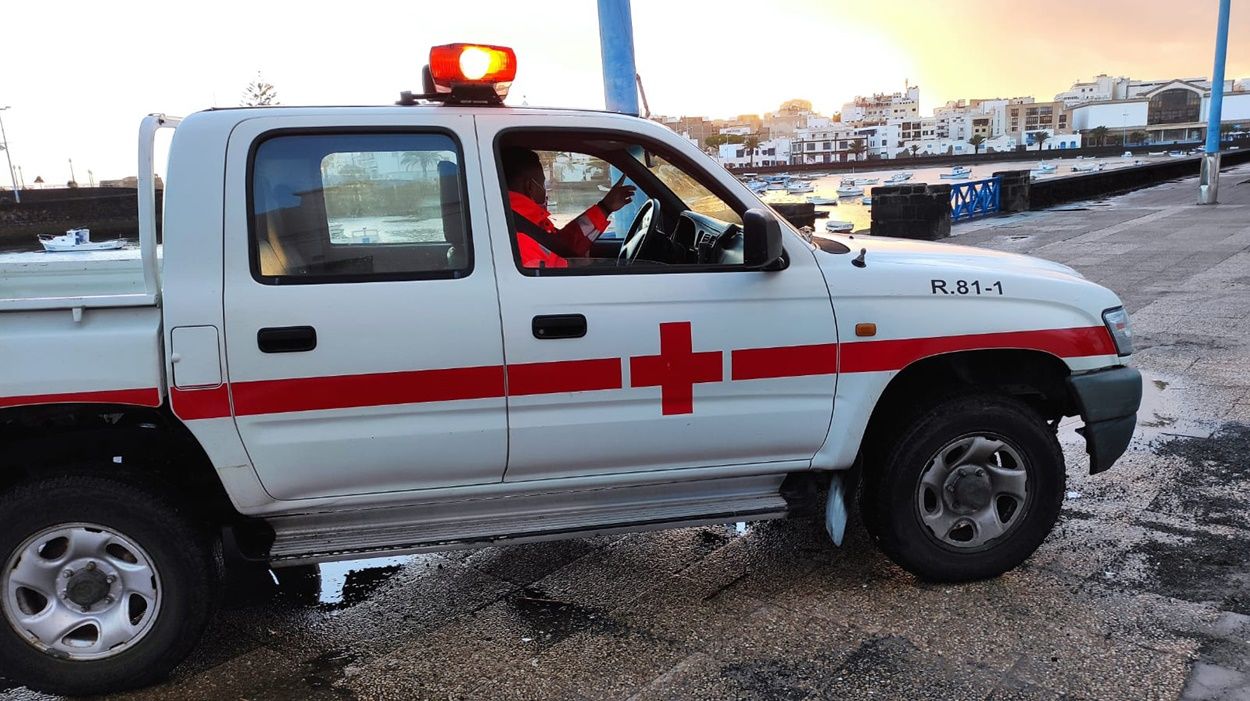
left=248, top=132, right=472, bottom=284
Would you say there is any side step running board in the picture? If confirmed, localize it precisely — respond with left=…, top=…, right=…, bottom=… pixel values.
left=267, top=474, right=790, bottom=565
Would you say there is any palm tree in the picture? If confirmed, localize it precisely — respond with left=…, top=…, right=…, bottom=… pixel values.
left=969, top=134, right=986, bottom=155
left=848, top=139, right=867, bottom=161
left=908, top=144, right=921, bottom=158
left=743, top=135, right=760, bottom=168
left=1129, top=131, right=1150, bottom=146
left=400, top=151, right=437, bottom=177
left=1088, top=126, right=1110, bottom=147
left=1029, top=131, right=1050, bottom=152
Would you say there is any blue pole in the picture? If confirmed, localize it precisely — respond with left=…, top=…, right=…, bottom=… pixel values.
left=596, top=0, right=642, bottom=236
left=1205, top=0, right=1231, bottom=154
left=596, top=0, right=640, bottom=116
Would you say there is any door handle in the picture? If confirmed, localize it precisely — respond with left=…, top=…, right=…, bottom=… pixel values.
left=532, top=314, right=587, bottom=339
left=257, top=326, right=317, bottom=353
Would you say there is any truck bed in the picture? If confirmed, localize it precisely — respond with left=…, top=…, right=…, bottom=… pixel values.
left=0, top=246, right=166, bottom=409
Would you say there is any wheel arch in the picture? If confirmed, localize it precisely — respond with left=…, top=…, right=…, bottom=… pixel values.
left=0, top=402, right=240, bottom=524
left=859, top=348, right=1075, bottom=465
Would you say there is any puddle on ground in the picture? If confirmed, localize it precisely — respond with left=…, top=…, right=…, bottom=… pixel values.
left=1135, top=370, right=1213, bottom=441
left=316, top=555, right=420, bottom=607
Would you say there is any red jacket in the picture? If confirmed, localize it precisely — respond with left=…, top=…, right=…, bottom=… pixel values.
left=509, top=191, right=609, bottom=268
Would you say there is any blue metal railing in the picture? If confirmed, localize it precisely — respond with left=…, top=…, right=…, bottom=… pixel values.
left=950, top=177, right=1001, bottom=222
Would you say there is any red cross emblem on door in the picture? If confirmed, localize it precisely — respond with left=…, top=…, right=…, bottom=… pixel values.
left=629, top=322, right=723, bottom=415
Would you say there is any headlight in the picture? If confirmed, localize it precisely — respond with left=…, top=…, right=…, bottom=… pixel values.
left=1102, top=307, right=1133, bottom=355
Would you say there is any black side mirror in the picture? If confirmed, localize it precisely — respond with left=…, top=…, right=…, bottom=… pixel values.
left=743, top=208, right=785, bottom=270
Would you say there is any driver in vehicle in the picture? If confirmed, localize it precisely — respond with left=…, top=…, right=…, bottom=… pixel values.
left=502, top=147, right=636, bottom=268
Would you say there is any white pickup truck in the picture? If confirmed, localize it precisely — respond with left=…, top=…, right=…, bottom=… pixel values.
left=0, top=45, right=1141, bottom=695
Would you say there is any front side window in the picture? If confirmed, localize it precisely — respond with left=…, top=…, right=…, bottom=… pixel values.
left=250, top=132, right=470, bottom=284
left=498, top=132, right=751, bottom=276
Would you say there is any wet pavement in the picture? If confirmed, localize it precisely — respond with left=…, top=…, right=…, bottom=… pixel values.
left=5, top=166, right=1250, bottom=700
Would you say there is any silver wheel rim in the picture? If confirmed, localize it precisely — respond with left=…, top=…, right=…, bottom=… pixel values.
left=915, top=434, right=1030, bottom=550
left=3, top=523, right=162, bottom=660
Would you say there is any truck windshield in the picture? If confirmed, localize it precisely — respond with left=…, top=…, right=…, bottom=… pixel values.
left=635, top=152, right=742, bottom=226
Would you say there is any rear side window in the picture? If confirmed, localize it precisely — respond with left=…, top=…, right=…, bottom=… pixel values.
left=249, top=132, right=471, bottom=284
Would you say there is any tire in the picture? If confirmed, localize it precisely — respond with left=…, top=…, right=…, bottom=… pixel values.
left=861, top=393, right=1065, bottom=582
left=0, top=474, right=220, bottom=696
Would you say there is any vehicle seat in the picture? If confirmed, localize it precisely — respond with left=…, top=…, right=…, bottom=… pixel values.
left=256, top=182, right=308, bottom=276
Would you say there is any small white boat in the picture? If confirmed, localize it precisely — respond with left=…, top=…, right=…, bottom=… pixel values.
left=951, top=166, right=971, bottom=175
left=853, top=177, right=878, bottom=186
left=836, top=185, right=864, bottom=197
left=765, top=181, right=789, bottom=190
left=1122, top=151, right=1133, bottom=158
left=1034, top=163, right=1057, bottom=173
left=37, top=228, right=125, bottom=252
left=806, top=196, right=838, bottom=205
left=1148, top=151, right=1166, bottom=156
left=787, top=182, right=815, bottom=193
left=746, top=179, right=769, bottom=192
left=939, top=171, right=971, bottom=180
left=886, top=172, right=913, bottom=183
left=1167, top=150, right=1186, bottom=158
left=1072, top=163, right=1104, bottom=173
left=861, top=196, right=873, bottom=206
left=825, top=220, right=854, bottom=233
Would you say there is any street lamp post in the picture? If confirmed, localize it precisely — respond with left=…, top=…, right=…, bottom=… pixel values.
left=0, top=106, right=20, bottom=203
left=1199, top=0, right=1232, bottom=205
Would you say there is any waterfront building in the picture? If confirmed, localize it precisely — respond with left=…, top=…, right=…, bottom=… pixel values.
left=1071, top=79, right=1250, bottom=145
left=1006, top=101, right=1072, bottom=143
left=842, top=85, right=920, bottom=125
left=717, top=137, right=791, bottom=168
left=853, top=124, right=902, bottom=159
left=790, top=126, right=862, bottom=165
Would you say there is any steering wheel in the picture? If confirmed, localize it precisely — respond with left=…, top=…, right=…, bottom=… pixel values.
left=617, top=198, right=661, bottom=266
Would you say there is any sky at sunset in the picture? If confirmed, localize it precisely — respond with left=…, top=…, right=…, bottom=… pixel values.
left=3, top=0, right=1249, bottom=182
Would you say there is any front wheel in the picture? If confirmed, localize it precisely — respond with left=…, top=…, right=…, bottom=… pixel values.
left=862, top=394, right=1065, bottom=582
left=0, top=475, right=219, bottom=696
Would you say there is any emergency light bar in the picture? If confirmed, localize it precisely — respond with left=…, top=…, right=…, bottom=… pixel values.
left=398, top=43, right=516, bottom=106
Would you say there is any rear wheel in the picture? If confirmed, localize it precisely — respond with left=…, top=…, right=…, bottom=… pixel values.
left=862, top=394, right=1064, bottom=582
left=0, top=475, right=219, bottom=696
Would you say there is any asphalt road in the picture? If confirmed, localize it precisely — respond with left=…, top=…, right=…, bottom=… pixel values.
left=5, top=165, right=1250, bottom=701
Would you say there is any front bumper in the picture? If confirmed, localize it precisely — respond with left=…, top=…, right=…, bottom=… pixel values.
left=1067, top=366, right=1143, bottom=474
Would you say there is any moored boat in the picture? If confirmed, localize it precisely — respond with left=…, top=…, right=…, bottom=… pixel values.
left=806, top=196, right=838, bottom=205
left=835, top=185, right=864, bottom=196
left=37, top=228, right=126, bottom=253
left=885, top=172, right=912, bottom=183
left=824, top=219, right=854, bottom=233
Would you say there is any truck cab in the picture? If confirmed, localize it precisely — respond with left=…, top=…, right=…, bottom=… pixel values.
left=0, top=44, right=1141, bottom=695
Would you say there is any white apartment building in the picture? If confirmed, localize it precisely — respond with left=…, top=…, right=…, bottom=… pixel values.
left=853, top=124, right=902, bottom=159
left=841, top=85, right=920, bottom=125
left=716, top=137, right=791, bottom=168
left=790, top=126, right=862, bottom=165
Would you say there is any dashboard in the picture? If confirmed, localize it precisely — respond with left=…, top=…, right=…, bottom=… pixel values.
left=670, top=211, right=744, bottom=266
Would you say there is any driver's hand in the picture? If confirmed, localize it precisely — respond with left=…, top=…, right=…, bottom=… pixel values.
left=598, top=181, right=637, bottom=214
